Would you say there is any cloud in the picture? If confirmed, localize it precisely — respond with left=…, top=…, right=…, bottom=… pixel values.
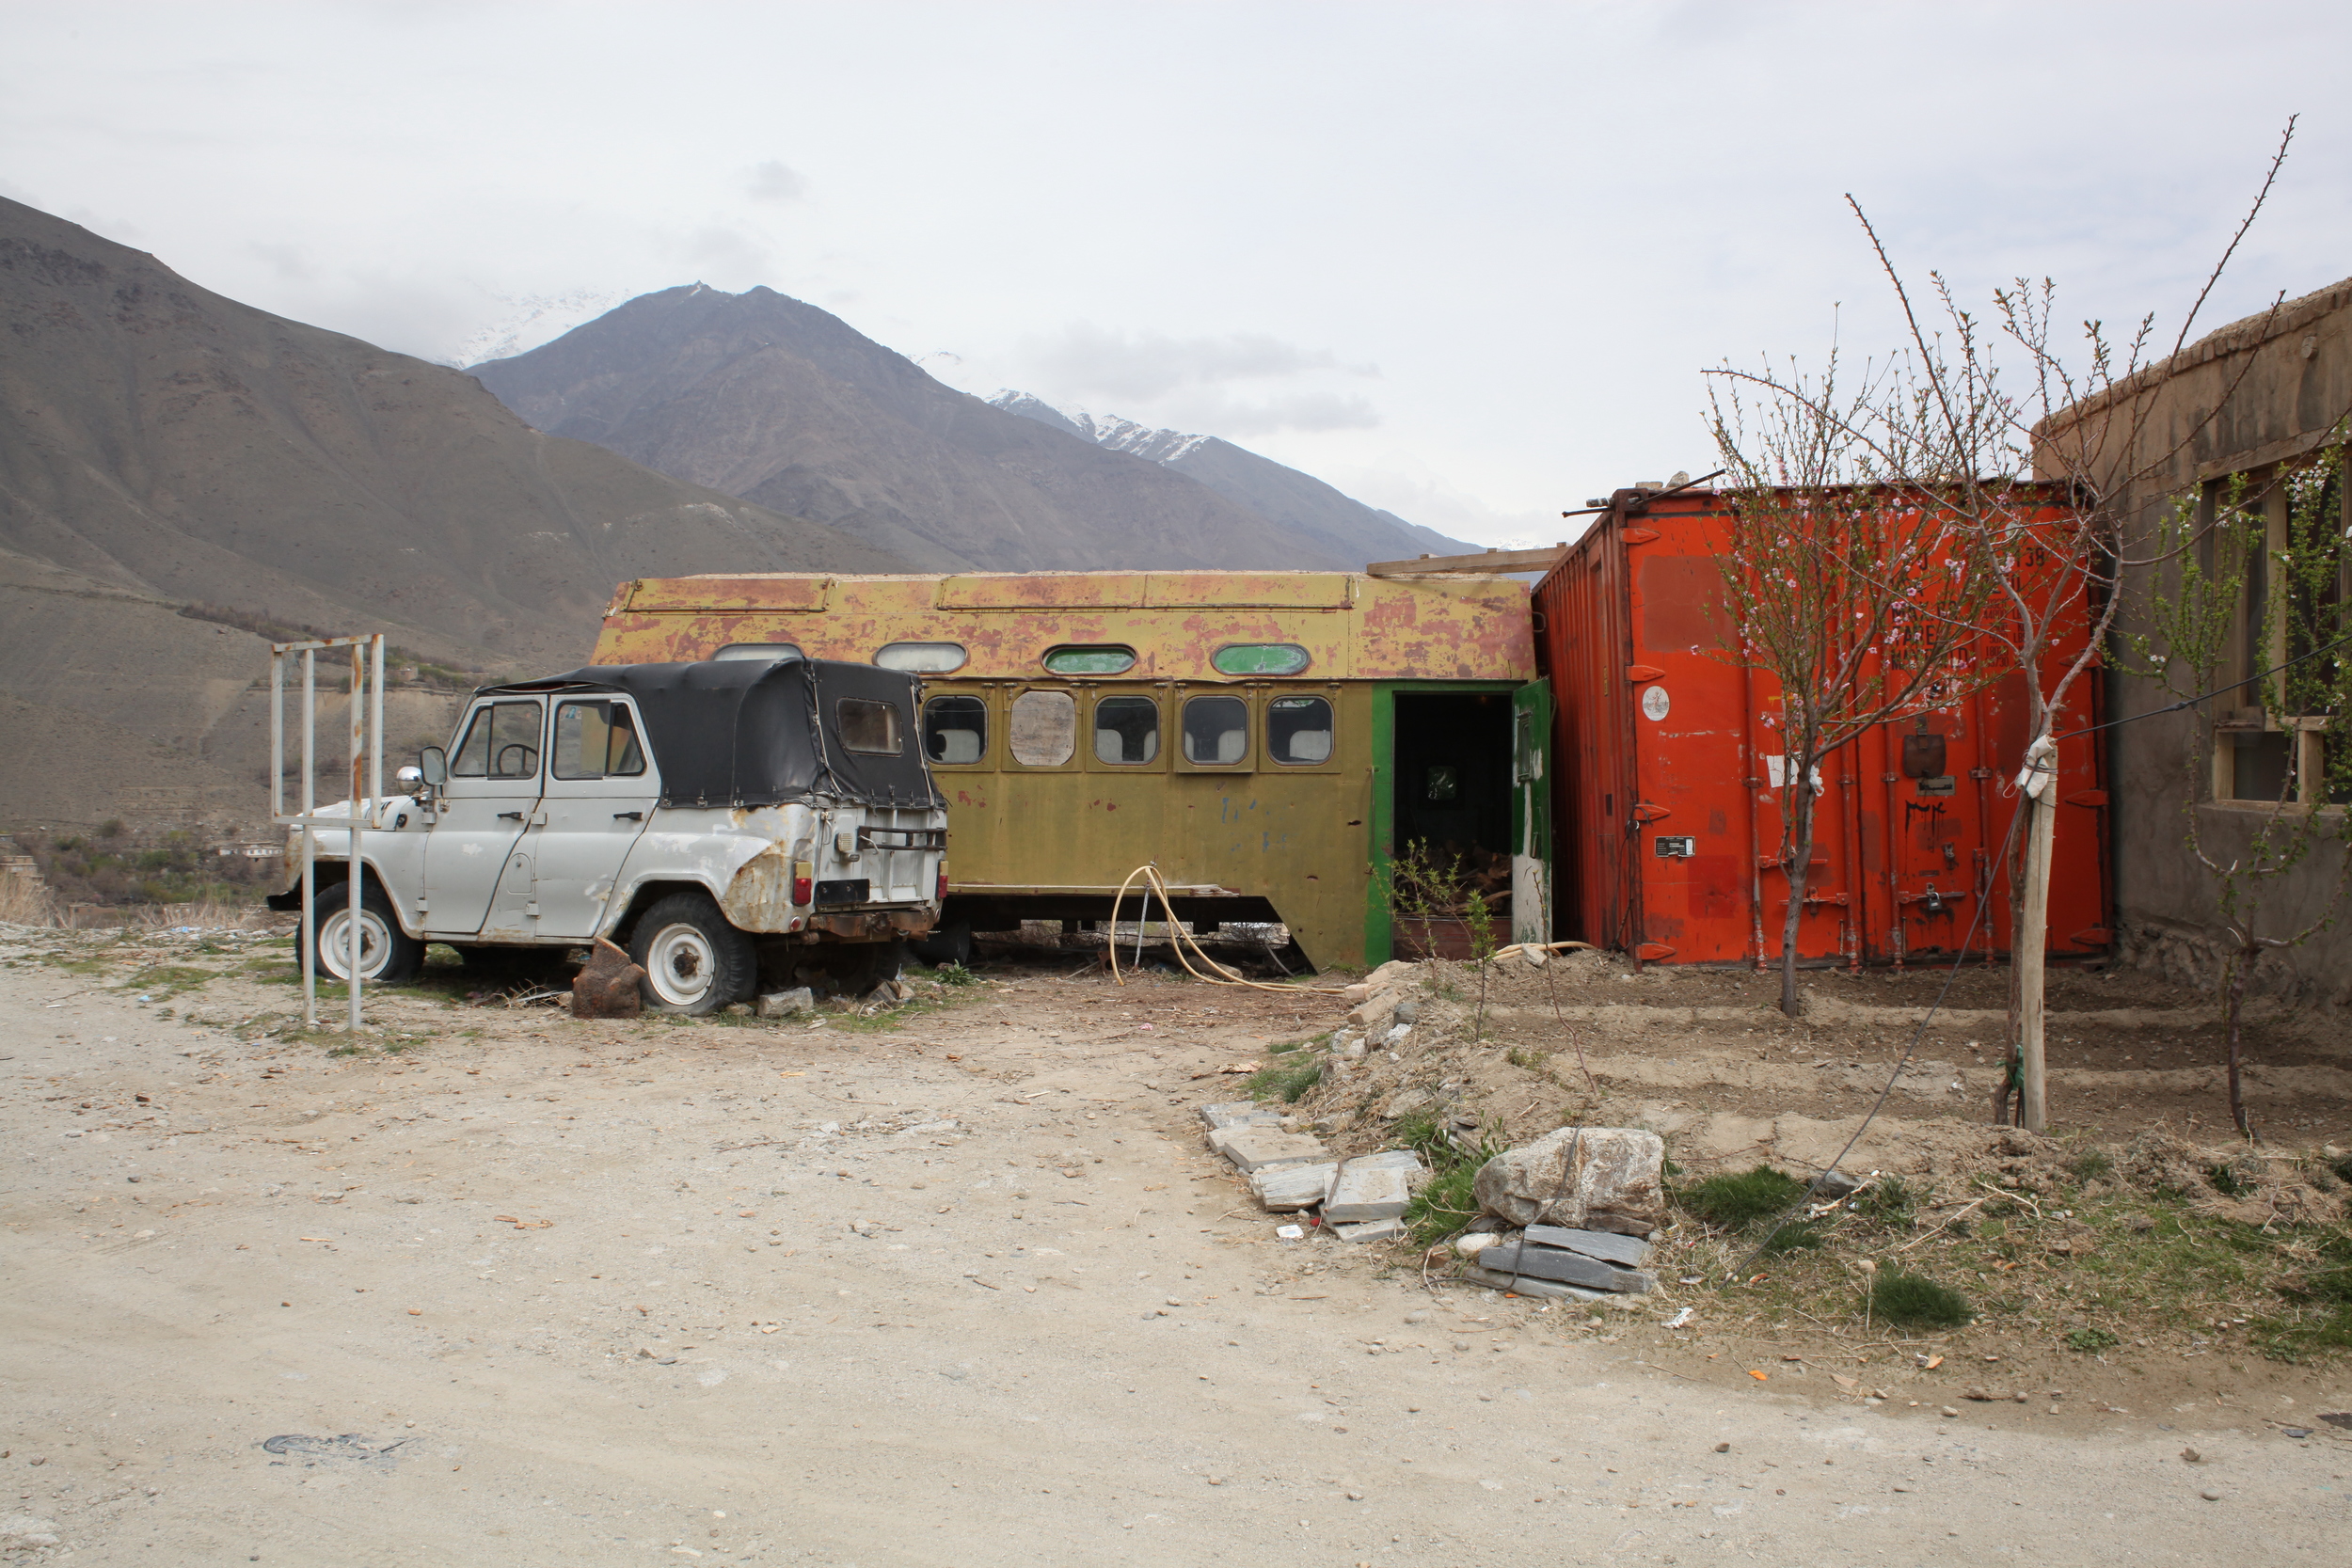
left=744, top=160, right=805, bottom=203
left=1156, top=388, right=1380, bottom=436
left=1022, top=324, right=1377, bottom=403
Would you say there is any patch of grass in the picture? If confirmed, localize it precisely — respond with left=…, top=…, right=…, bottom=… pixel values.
left=2067, top=1149, right=2115, bottom=1183
left=1245, top=1057, right=1324, bottom=1103
left=2065, top=1326, right=2121, bottom=1353
left=1267, top=1036, right=1313, bottom=1056
left=1505, top=1044, right=1545, bottom=1071
left=123, top=964, right=218, bottom=1000
left=1680, top=1165, right=1807, bottom=1231
left=1867, top=1271, right=1974, bottom=1328
left=2207, top=1162, right=2254, bottom=1198
left=1406, top=1162, right=1484, bottom=1248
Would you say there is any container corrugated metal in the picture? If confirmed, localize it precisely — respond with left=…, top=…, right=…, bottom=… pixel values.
left=1532, top=486, right=2111, bottom=966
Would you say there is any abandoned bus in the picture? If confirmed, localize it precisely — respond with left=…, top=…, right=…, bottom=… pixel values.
left=590, top=571, right=1543, bottom=970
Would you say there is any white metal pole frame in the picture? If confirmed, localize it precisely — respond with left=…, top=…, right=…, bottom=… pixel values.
left=270, top=633, right=385, bottom=1034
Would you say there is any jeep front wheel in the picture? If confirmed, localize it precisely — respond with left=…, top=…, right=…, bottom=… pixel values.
left=628, top=892, right=756, bottom=1015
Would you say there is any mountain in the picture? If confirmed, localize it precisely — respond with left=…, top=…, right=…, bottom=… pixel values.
left=987, top=393, right=1476, bottom=563
left=0, top=198, right=901, bottom=835
left=468, top=285, right=1454, bottom=572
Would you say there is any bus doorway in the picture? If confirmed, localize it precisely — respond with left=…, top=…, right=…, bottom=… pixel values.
left=1389, top=689, right=1517, bottom=953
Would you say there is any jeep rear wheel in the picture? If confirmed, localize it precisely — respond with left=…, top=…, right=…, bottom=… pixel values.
left=628, top=892, right=756, bottom=1015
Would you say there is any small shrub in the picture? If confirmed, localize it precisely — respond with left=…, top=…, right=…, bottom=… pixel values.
left=1406, top=1163, right=1485, bottom=1247
left=1867, top=1271, right=1974, bottom=1328
left=1680, top=1165, right=1807, bottom=1231
left=2207, top=1162, right=2254, bottom=1198
left=2065, top=1326, right=2121, bottom=1353
left=933, top=962, right=977, bottom=988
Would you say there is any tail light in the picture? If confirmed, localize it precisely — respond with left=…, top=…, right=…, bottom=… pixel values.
left=791, top=859, right=814, bottom=907
left=935, top=863, right=949, bottom=903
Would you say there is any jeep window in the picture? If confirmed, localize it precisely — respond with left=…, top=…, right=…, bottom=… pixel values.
left=1181, top=695, right=1249, bottom=765
left=922, top=694, right=987, bottom=765
left=552, top=700, right=647, bottom=780
left=1093, top=695, right=1160, bottom=765
left=1008, top=689, right=1076, bottom=767
left=836, top=698, right=903, bottom=754
left=450, top=701, right=543, bottom=780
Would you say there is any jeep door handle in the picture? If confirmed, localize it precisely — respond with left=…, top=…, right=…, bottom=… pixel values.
left=613, top=811, right=643, bottom=821
left=498, top=811, right=523, bottom=820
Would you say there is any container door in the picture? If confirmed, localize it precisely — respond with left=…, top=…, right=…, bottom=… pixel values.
left=1511, top=680, right=1552, bottom=946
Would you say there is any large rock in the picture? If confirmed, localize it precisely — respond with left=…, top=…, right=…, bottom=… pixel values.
left=1470, top=1127, right=1664, bottom=1236
left=570, top=938, right=645, bottom=1019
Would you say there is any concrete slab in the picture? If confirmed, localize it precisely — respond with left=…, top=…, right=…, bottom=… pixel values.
left=1200, top=1101, right=1281, bottom=1131
left=1209, top=1126, right=1330, bottom=1173
left=1333, top=1217, right=1406, bottom=1243
left=1249, top=1161, right=1337, bottom=1211
left=1478, top=1243, right=1653, bottom=1294
left=1324, top=1162, right=1411, bottom=1223
left=1522, top=1225, right=1652, bottom=1268
left=1458, top=1264, right=1623, bottom=1303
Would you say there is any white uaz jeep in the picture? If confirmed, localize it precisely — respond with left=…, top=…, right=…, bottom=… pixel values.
left=273, top=657, right=948, bottom=1014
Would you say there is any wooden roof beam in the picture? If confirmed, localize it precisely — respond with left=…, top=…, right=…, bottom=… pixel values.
left=1364, top=545, right=1566, bottom=578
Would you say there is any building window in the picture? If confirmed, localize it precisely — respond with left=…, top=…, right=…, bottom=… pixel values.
left=2210, top=456, right=2351, bottom=806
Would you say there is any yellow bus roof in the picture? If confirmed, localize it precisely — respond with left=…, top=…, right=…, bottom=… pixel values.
left=600, top=571, right=1534, bottom=683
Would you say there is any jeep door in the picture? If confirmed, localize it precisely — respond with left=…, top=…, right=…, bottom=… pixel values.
left=423, top=698, right=544, bottom=936
left=531, top=697, right=660, bottom=940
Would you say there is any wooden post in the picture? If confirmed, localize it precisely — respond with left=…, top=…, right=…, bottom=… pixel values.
left=2014, top=736, right=2058, bottom=1132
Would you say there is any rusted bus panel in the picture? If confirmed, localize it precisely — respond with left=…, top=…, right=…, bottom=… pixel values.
left=1534, top=488, right=2110, bottom=966
left=592, top=571, right=1539, bottom=971
left=596, top=572, right=1531, bottom=684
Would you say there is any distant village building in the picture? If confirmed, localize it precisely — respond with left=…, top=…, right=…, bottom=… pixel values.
left=2045, top=278, right=2352, bottom=1003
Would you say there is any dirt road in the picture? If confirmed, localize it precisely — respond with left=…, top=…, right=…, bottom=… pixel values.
left=3, top=930, right=2346, bottom=1565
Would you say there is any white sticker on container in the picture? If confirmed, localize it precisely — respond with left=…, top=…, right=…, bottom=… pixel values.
left=1641, top=685, right=1671, bottom=721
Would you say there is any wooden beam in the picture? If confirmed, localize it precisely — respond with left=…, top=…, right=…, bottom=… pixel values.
left=1364, top=546, right=1566, bottom=578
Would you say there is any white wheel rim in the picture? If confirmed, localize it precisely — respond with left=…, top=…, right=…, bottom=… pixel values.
left=644, top=922, right=717, bottom=1006
left=317, top=910, right=390, bottom=981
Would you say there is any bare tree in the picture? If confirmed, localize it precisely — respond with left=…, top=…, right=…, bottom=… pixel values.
left=1707, top=356, right=2010, bottom=1018
left=1706, top=120, right=2299, bottom=1126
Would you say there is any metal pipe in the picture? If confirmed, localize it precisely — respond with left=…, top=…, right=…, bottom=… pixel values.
left=301, top=648, right=315, bottom=1029
left=348, top=641, right=364, bottom=1036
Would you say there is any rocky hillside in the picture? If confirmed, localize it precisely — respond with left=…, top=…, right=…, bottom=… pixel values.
left=469, top=286, right=1445, bottom=572
left=0, top=198, right=901, bottom=837
left=989, top=393, right=1474, bottom=565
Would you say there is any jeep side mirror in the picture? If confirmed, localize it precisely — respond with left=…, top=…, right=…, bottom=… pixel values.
left=420, top=747, right=448, bottom=786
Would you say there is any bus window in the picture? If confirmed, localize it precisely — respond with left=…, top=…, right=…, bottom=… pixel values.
left=1009, top=689, right=1076, bottom=767
left=1043, top=644, right=1136, bottom=675
left=1212, top=642, right=1310, bottom=675
left=1182, top=696, right=1249, bottom=765
left=1266, top=695, right=1333, bottom=765
left=923, top=694, right=988, bottom=765
left=1093, top=696, right=1160, bottom=764
left=713, top=643, right=803, bottom=662
left=877, top=641, right=968, bottom=673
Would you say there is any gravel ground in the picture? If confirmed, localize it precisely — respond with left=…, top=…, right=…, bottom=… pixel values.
left=3, top=928, right=2349, bottom=1565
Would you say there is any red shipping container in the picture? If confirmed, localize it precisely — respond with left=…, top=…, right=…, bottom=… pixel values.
left=1531, top=484, right=2111, bottom=968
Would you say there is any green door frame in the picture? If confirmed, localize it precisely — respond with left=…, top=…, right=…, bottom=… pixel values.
left=1364, top=680, right=1526, bottom=967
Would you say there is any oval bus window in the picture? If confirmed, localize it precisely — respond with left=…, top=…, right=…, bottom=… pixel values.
left=1008, top=689, right=1076, bottom=767
left=1211, top=642, right=1310, bottom=676
left=1093, top=695, right=1160, bottom=765
left=1042, top=644, right=1136, bottom=676
left=1181, top=696, right=1248, bottom=765
left=713, top=642, right=803, bottom=662
left=835, top=698, right=903, bottom=754
left=875, top=641, right=968, bottom=673
left=923, top=694, right=988, bottom=765
left=1266, top=694, right=1333, bottom=765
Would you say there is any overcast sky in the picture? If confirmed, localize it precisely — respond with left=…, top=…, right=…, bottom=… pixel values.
left=5, top=1, right=2347, bottom=545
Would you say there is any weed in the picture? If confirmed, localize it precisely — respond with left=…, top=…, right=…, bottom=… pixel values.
left=2065, top=1326, right=2121, bottom=1352
left=933, top=962, right=977, bottom=988
left=2207, top=1162, right=2255, bottom=1198
left=1505, top=1044, right=1546, bottom=1071
left=1245, top=1057, right=1324, bottom=1104
left=1759, top=1218, right=1827, bottom=1254
left=2331, top=1152, right=2352, bottom=1187
left=1867, top=1271, right=1974, bottom=1328
left=1406, top=1164, right=1484, bottom=1248
left=1268, top=1037, right=1311, bottom=1056
left=1855, top=1176, right=1920, bottom=1227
